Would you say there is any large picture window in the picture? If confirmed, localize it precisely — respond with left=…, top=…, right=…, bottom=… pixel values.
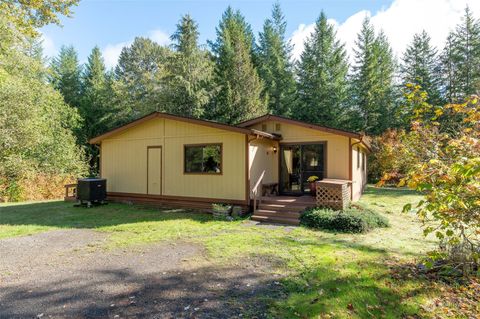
left=184, top=144, right=222, bottom=174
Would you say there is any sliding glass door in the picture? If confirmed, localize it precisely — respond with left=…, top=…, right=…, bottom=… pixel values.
left=279, top=143, right=325, bottom=195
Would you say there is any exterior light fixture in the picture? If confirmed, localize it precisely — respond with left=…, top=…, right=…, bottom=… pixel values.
left=273, top=146, right=278, bottom=154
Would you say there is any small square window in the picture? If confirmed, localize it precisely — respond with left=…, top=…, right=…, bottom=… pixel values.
left=275, top=123, right=281, bottom=131
left=261, top=124, right=267, bottom=131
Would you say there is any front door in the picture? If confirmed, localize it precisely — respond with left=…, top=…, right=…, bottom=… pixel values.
left=279, top=143, right=325, bottom=195
left=147, top=146, right=162, bottom=195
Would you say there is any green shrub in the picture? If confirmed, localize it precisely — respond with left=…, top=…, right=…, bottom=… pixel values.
left=300, top=207, right=389, bottom=233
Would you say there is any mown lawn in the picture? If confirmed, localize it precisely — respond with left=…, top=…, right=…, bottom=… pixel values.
left=0, top=186, right=447, bottom=318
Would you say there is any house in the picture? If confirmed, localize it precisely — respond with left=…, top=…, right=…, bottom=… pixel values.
left=89, top=112, right=370, bottom=223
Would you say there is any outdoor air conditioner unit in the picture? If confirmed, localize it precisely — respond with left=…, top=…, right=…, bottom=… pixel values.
left=76, top=178, right=107, bottom=207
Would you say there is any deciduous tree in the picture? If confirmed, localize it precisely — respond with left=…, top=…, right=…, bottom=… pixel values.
left=114, top=37, right=172, bottom=120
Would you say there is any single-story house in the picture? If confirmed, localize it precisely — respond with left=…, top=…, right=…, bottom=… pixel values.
left=89, top=112, right=370, bottom=224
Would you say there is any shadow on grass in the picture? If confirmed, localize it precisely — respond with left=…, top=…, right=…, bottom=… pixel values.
left=0, top=201, right=216, bottom=229
left=0, top=264, right=282, bottom=318
left=0, top=243, right=426, bottom=319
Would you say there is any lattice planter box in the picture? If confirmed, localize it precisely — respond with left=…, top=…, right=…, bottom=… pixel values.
left=316, top=180, right=351, bottom=210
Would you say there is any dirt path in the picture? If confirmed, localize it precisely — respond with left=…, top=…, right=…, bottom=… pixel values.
left=0, top=230, right=281, bottom=318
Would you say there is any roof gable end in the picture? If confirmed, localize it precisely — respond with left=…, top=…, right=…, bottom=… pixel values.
left=89, top=112, right=252, bottom=144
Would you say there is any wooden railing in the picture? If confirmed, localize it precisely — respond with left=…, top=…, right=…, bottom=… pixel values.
left=252, top=170, right=265, bottom=214
left=64, top=183, right=77, bottom=202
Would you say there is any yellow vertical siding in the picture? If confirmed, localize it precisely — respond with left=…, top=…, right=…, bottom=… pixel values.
left=101, top=117, right=246, bottom=202
left=163, top=119, right=246, bottom=201
left=248, top=121, right=350, bottom=180
left=351, top=145, right=367, bottom=201
left=248, top=139, right=278, bottom=195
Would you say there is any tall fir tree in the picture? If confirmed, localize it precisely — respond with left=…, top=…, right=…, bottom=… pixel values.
left=350, top=17, right=396, bottom=134
left=165, top=14, right=214, bottom=118
left=50, top=45, right=82, bottom=109
left=295, top=11, right=349, bottom=127
left=373, top=31, right=397, bottom=131
left=452, top=7, right=480, bottom=99
left=114, top=37, right=172, bottom=120
left=256, top=2, right=296, bottom=116
left=401, top=30, right=441, bottom=105
left=81, top=46, right=112, bottom=173
left=440, top=7, right=480, bottom=102
left=209, top=7, right=266, bottom=124
left=440, top=33, right=459, bottom=103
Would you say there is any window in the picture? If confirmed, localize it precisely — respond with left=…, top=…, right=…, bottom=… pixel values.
left=261, top=124, right=267, bottom=131
left=362, top=153, right=366, bottom=172
left=184, top=144, right=222, bottom=174
left=275, top=123, right=281, bottom=131
left=357, top=147, right=360, bottom=168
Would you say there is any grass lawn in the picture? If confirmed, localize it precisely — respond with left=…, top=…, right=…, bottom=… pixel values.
left=0, top=186, right=454, bottom=318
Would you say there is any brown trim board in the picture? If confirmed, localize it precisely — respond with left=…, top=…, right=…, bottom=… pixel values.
left=107, top=192, right=248, bottom=206
left=245, top=134, right=250, bottom=202
left=147, top=146, right=162, bottom=195
left=348, top=138, right=353, bottom=200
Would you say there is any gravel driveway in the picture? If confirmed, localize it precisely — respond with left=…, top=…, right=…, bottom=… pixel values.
left=0, top=230, right=281, bottom=318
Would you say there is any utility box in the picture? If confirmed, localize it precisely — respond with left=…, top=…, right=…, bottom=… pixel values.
left=77, top=178, right=107, bottom=206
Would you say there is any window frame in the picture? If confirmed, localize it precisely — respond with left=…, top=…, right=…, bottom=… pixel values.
left=183, top=143, right=223, bottom=175
left=357, top=147, right=360, bottom=169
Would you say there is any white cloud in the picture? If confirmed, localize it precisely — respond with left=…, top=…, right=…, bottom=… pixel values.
left=289, top=0, right=480, bottom=62
left=102, top=28, right=171, bottom=69
left=103, top=41, right=130, bottom=69
left=40, top=32, right=57, bottom=58
left=148, top=29, right=171, bottom=46
left=290, top=23, right=316, bottom=60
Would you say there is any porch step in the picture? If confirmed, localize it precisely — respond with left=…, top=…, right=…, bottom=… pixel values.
left=260, top=196, right=315, bottom=206
left=258, top=203, right=309, bottom=212
left=254, top=209, right=302, bottom=218
left=251, top=214, right=300, bottom=225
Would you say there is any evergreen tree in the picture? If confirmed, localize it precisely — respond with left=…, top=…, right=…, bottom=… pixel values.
left=440, top=7, right=480, bottom=102
left=81, top=46, right=112, bottom=173
left=209, top=7, right=266, bottom=124
left=373, top=31, right=397, bottom=131
left=440, top=33, right=459, bottom=102
left=50, top=45, right=82, bottom=108
left=256, top=2, right=296, bottom=116
left=295, top=12, right=349, bottom=127
left=350, top=17, right=396, bottom=134
left=165, top=14, right=214, bottom=118
left=401, top=30, right=441, bottom=105
left=452, top=7, right=480, bottom=99
left=114, top=37, right=172, bottom=119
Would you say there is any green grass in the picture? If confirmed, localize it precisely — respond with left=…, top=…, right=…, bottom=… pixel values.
left=0, top=186, right=441, bottom=318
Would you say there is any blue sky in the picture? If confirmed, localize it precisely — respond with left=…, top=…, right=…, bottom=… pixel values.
left=40, top=0, right=480, bottom=68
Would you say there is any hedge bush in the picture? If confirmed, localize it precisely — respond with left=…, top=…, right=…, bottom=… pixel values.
left=300, top=207, right=389, bottom=233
